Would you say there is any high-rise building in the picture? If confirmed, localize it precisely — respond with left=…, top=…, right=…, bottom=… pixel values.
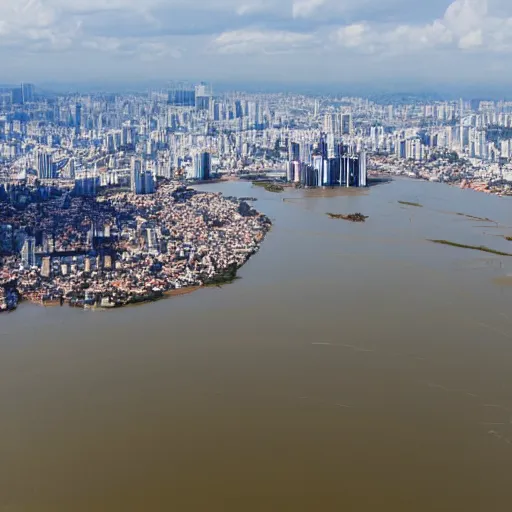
left=11, top=87, right=23, bottom=105
left=131, top=157, right=154, bottom=194
left=21, top=236, right=36, bottom=268
left=75, top=104, right=82, bottom=136
left=195, top=83, right=212, bottom=110
left=21, top=83, right=35, bottom=103
left=341, top=113, right=353, bottom=135
left=168, top=86, right=196, bottom=107
left=289, top=142, right=300, bottom=162
left=234, top=100, right=244, bottom=119
left=131, top=157, right=143, bottom=194
left=143, top=171, right=155, bottom=194
left=500, top=140, right=512, bottom=159
left=188, top=151, right=211, bottom=180
left=36, top=151, right=55, bottom=179
left=323, top=113, right=336, bottom=134
left=340, top=153, right=366, bottom=188
left=74, top=176, right=99, bottom=197
left=41, top=257, right=51, bottom=278
left=312, top=155, right=324, bottom=186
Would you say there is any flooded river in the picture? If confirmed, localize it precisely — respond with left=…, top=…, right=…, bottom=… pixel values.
left=1, top=178, right=512, bottom=511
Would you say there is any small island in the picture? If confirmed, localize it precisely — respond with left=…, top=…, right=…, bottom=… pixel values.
left=327, top=213, right=369, bottom=222
left=252, top=182, right=284, bottom=193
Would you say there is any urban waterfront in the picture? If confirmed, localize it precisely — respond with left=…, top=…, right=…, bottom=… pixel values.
left=1, top=178, right=512, bottom=511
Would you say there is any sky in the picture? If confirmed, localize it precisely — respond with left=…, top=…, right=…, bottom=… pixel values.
left=1, top=0, right=512, bottom=91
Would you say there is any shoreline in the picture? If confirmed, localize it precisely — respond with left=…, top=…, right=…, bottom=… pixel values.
left=5, top=239, right=267, bottom=314
left=370, top=171, right=512, bottom=199
left=1, top=183, right=272, bottom=315
left=12, top=265, right=246, bottom=313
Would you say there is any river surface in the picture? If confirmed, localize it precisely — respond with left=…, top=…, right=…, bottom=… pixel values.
left=1, top=178, right=512, bottom=511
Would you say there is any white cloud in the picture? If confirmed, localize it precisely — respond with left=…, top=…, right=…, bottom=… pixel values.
left=138, top=41, right=183, bottom=60
left=235, top=1, right=278, bottom=16
left=292, top=0, right=327, bottom=18
left=213, top=29, right=315, bottom=54
left=82, top=36, right=182, bottom=60
left=333, top=24, right=372, bottom=51
left=444, top=0, right=488, bottom=35
left=458, top=29, right=483, bottom=49
left=82, top=37, right=123, bottom=52
left=0, top=0, right=511, bottom=83
left=332, top=19, right=453, bottom=55
left=0, top=1, right=83, bottom=51
left=331, top=0, right=512, bottom=55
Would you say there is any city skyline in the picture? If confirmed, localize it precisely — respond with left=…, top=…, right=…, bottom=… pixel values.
left=2, top=0, right=512, bottom=89
left=1, top=76, right=512, bottom=313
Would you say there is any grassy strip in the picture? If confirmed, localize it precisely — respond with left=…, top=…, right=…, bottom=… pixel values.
left=456, top=212, right=494, bottom=222
left=429, top=239, right=512, bottom=256
left=398, top=201, right=423, bottom=207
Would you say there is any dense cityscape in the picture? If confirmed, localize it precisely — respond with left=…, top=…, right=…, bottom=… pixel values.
left=5, top=0, right=512, bottom=508
left=1, top=82, right=512, bottom=312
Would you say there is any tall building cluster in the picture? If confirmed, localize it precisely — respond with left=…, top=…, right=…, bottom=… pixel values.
left=187, top=151, right=211, bottom=181
left=286, top=135, right=367, bottom=187
left=130, top=157, right=155, bottom=195
left=0, top=83, right=511, bottom=192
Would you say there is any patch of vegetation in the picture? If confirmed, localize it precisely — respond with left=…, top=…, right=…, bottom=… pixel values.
left=252, top=182, right=284, bottom=193
left=398, top=201, right=423, bottom=207
left=455, top=212, right=494, bottom=222
left=429, top=239, right=512, bottom=257
left=505, top=236, right=512, bottom=242
left=327, top=213, right=368, bottom=222
left=202, top=263, right=240, bottom=286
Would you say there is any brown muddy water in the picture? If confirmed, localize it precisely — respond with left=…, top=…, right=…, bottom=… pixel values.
left=1, top=178, right=512, bottom=511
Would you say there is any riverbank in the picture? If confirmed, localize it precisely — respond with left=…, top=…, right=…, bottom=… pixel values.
left=370, top=170, right=512, bottom=198
left=19, top=261, right=251, bottom=312
left=0, top=284, right=19, bottom=312
left=0, top=183, right=272, bottom=315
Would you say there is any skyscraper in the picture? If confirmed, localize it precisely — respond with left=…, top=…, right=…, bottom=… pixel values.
left=21, top=83, right=35, bottom=103
left=130, top=157, right=143, bottom=194
left=289, top=142, right=300, bottom=162
left=131, top=157, right=154, bottom=194
left=11, top=87, right=23, bottom=105
left=195, top=83, right=212, bottom=110
left=341, top=113, right=353, bottom=135
left=323, top=114, right=336, bottom=134
left=188, top=151, right=211, bottom=180
left=143, top=171, right=155, bottom=194
left=234, top=101, right=243, bottom=119
left=21, top=236, right=36, bottom=268
left=341, top=151, right=367, bottom=187
left=312, top=155, right=324, bottom=187
left=36, top=151, right=54, bottom=179
left=74, top=176, right=99, bottom=197
left=168, top=85, right=196, bottom=107
left=75, top=104, right=82, bottom=137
